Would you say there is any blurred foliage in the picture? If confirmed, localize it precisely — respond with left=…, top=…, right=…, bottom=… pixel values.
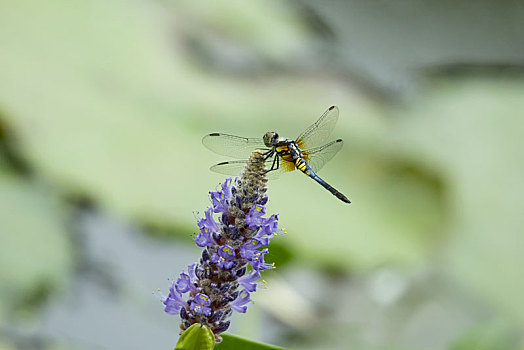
left=451, top=319, right=521, bottom=350
left=0, top=167, right=72, bottom=319
left=0, top=0, right=444, bottom=272
left=297, top=0, right=524, bottom=95
left=390, top=77, right=524, bottom=327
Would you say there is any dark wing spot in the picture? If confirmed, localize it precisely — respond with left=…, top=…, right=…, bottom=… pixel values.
left=217, top=161, right=229, bottom=165
left=329, top=106, right=335, bottom=110
left=209, top=133, right=220, bottom=136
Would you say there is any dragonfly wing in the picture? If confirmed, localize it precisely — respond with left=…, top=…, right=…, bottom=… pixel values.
left=296, top=106, right=339, bottom=150
left=303, top=139, right=343, bottom=173
left=209, top=156, right=293, bottom=179
left=202, top=133, right=268, bottom=159
left=210, top=160, right=249, bottom=176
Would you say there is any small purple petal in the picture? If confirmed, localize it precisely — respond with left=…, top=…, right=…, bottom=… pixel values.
left=246, top=205, right=266, bottom=227
left=242, top=248, right=272, bottom=271
left=221, top=178, right=233, bottom=199
left=211, top=245, right=236, bottom=270
left=194, top=207, right=226, bottom=247
left=210, top=178, right=232, bottom=213
left=251, top=214, right=281, bottom=245
left=238, top=270, right=261, bottom=292
left=163, top=282, right=187, bottom=315
left=195, top=293, right=211, bottom=307
left=187, top=263, right=197, bottom=281
left=198, top=207, right=219, bottom=236
left=243, top=238, right=262, bottom=251
left=175, top=272, right=191, bottom=293
left=194, top=227, right=213, bottom=247
left=218, top=245, right=235, bottom=260
left=230, top=290, right=251, bottom=313
left=191, top=293, right=212, bottom=316
left=261, top=214, right=279, bottom=235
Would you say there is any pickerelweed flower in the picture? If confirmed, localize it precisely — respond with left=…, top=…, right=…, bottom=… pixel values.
left=162, top=150, right=283, bottom=342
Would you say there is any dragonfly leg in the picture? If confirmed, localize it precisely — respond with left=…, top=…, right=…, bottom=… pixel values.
left=265, top=153, right=280, bottom=174
left=263, top=149, right=274, bottom=161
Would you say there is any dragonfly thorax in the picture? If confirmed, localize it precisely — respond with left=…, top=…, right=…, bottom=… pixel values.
left=286, top=140, right=303, bottom=158
left=263, top=132, right=279, bottom=148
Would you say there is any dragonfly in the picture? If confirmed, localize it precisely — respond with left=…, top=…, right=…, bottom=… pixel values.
left=202, top=106, right=350, bottom=203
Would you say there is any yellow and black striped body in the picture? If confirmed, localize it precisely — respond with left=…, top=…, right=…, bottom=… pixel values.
left=274, top=143, right=304, bottom=173
left=274, top=140, right=350, bottom=203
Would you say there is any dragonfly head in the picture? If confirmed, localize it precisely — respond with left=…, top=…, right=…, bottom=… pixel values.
left=263, top=132, right=279, bottom=147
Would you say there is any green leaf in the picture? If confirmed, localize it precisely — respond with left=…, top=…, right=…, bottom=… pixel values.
left=175, top=324, right=215, bottom=350
left=215, top=333, right=286, bottom=350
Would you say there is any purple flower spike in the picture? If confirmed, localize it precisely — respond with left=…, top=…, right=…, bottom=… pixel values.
left=190, top=293, right=212, bottom=316
left=230, top=290, right=251, bottom=313
left=163, top=282, right=187, bottom=315
left=161, top=151, right=281, bottom=342
left=238, top=270, right=261, bottom=292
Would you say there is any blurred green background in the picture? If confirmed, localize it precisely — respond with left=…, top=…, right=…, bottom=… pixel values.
left=1, top=0, right=523, bottom=349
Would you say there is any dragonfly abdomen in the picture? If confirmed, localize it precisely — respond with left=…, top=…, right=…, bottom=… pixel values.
left=295, top=158, right=351, bottom=204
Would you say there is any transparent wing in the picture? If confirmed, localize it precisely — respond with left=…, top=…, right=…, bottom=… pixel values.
left=296, top=106, right=339, bottom=150
left=202, top=133, right=268, bottom=159
left=210, top=160, right=249, bottom=176
left=303, top=139, right=343, bottom=173
left=209, top=155, right=296, bottom=180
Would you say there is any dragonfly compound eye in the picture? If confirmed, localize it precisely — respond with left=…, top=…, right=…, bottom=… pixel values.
left=263, top=132, right=277, bottom=147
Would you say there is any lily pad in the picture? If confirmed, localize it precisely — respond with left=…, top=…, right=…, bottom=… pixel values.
left=0, top=169, right=71, bottom=318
